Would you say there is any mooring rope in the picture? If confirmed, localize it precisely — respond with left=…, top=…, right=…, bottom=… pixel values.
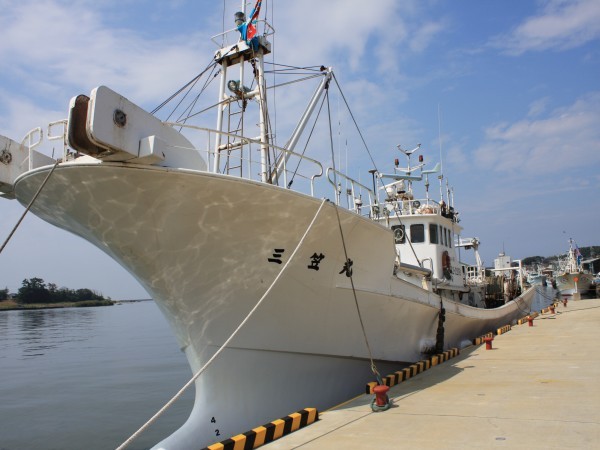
left=323, top=88, right=381, bottom=384
left=115, top=198, right=327, bottom=450
left=330, top=202, right=382, bottom=383
left=536, top=286, right=559, bottom=302
left=0, top=161, right=60, bottom=255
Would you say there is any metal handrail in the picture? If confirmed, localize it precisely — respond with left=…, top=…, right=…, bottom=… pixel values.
left=165, top=123, right=324, bottom=196
left=20, top=127, right=43, bottom=171
left=210, top=20, right=275, bottom=48
left=326, top=167, right=375, bottom=210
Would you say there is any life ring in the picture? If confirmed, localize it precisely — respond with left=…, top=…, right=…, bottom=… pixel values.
left=393, top=226, right=405, bottom=243
left=442, top=251, right=451, bottom=279
left=412, top=200, right=421, bottom=208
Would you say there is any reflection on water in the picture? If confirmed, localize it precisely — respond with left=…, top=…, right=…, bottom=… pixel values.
left=0, top=308, right=96, bottom=359
left=0, top=301, right=194, bottom=450
left=531, top=285, right=559, bottom=312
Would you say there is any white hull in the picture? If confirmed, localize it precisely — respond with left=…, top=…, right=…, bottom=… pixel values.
left=527, top=275, right=547, bottom=286
left=556, top=272, right=594, bottom=297
left=14, top=163, right=535, bottom=449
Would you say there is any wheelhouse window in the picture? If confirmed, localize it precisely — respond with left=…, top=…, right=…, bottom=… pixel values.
left=429, top=223, right=438, bottom=244
left=410, top=224, right=425, bottom=243
left=447, top=229, right=452, bottom=248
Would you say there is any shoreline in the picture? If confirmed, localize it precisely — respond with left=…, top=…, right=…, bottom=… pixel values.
left=0, top=299, right=116, bottom=311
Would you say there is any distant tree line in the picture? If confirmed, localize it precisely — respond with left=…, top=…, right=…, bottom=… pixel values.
left=8, top=277, right=108, bottom=304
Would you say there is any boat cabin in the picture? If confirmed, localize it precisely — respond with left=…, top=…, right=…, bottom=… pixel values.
left=376, top=198, right=466, bottom=291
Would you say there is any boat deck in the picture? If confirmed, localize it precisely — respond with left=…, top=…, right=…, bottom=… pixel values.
left=264, top=298, right=600, bottom=449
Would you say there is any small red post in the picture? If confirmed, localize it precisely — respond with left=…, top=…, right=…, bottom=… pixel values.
left=549, top=305, right=555, bottom=314
left=527, top=316, right=534, bottom=327
left=373, top=385, right=390, bottom=407
left=563, top=298, right=568, bottom=307
left=483, top=336, right=494, bottom=350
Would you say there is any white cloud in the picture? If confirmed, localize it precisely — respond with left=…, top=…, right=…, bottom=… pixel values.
left=527, top=97, right=550, bottom=117
left=0, top=1, right=208, bottom=109
left=409, top=19, right=448, bottom=53
left=474, top=92, right=600, bottom=174
left=273, top=0, right=448, bottom=74
left=491, top=0, right=600, bottom=55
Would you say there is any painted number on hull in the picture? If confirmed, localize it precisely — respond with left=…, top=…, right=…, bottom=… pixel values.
left=211, top=417, right=220, bottom=436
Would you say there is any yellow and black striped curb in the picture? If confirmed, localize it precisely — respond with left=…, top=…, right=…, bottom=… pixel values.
left=497, top=324, right=512, bottom=335
left=365, top=348, right=459, bottom=394
left=472, top=332, right=494, bottom=346
left=202, top=408, right=318, bottom=450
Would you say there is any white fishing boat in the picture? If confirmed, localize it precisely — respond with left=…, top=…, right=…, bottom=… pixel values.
left=0, top=1, right=535, bottom=448
left=555, top=239, right=593, bottom=299
left=526, top=269, right=547, bottom=287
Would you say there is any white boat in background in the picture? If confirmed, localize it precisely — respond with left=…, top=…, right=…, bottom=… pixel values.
left=0, top=1, right=535, bottom=448
left=526, top=268, right=547, bottom=287
left=555, top=239, right=593, bottom=300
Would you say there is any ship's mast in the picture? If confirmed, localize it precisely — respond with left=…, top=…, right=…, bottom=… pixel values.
left=213, top=0, right=271, bottom=181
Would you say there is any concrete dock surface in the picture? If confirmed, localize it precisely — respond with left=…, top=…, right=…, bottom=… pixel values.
left=266, top=298, right=600, bottom=449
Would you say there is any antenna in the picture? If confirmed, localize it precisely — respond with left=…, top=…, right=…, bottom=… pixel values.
left=438, top=104, right=443, bottom=176
left=438, top=104, right=444, bottom=202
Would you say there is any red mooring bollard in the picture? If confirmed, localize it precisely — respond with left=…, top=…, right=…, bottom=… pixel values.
left=563, top=298, right=568, bottom=307
left=550, top=305, right=555, bottom=314
left=373, top=385, right=390, bottom=407
left=483, top=336, right=494, bottom=350
left=527, top=316, right=534, bottom=327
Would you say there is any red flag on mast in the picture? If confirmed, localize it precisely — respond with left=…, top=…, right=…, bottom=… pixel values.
left=246, top=0, right=262, bottom=40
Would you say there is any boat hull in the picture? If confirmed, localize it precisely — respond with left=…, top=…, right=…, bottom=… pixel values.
left=556, top=272, right=594, bottom=298
left=14, top=163, right=535, bottom=449
left=527, top=275, right=547, bottom=286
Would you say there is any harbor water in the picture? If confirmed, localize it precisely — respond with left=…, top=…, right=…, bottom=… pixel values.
left=0, top=301, right=193, bottom=450
left=0, top=287, right=556, bottom=450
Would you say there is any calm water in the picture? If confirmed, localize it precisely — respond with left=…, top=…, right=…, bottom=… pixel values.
left=0, top=287, right=556, bottom=450
left=0, top=301, right=193, bottom=450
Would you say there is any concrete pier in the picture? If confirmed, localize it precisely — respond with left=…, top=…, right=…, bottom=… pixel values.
left=266, top=298, right=600, bottom=449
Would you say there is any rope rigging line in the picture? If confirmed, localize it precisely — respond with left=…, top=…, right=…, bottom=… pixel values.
left=285, top=86, right=328, bottom=189
left=325, top=90, right=382, bottom=383
left=173, top=64, right=220, bottom=125
left=268, top=2, right=278, bottom=150
left=331, top=73, right=378, bottom=173
left=151, top=43, right=248, bottom=120
left=150, top=56, right=218, bottom=115
left=115, top=198, right=328, bottom=450
left=265, top=74, right=324, bottom=90
left=0, top=161, right=60, bottom=256
left=264, top=62, right=325, bottom=72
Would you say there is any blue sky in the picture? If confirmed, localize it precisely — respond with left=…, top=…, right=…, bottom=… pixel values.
left=1, top=0, right=599, bottom=299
